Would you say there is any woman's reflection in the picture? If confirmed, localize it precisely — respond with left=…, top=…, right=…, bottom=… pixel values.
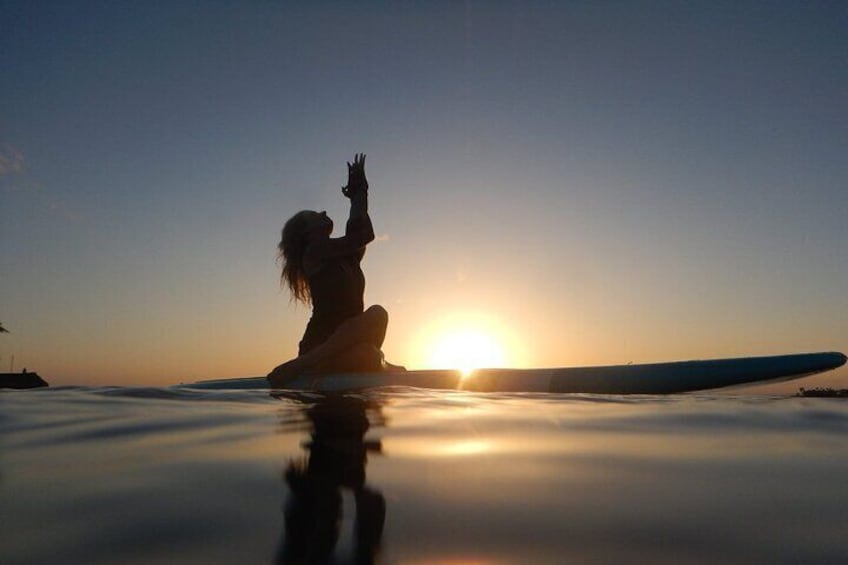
left=277, top=394, right=386, bottom=564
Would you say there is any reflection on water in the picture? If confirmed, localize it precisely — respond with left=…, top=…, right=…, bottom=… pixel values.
left=276, top=394, right=385, bottom=563
left=1, top=387, right=847, bottom=564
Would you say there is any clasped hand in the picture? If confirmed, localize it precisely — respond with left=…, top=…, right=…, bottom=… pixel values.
left=342, top=153, right=368, bottom=198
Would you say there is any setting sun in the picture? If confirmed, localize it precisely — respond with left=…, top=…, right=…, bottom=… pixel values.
left=406, top=311, right=525, bottom=375
left=429, top=329, right=506, bottom=376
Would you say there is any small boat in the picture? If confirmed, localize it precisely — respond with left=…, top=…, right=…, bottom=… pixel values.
left=0, top=371, right=49, bottom=389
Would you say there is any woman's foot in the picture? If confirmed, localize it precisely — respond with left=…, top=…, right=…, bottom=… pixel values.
left=267, top=359, right=303, bottom=388
left=381, top=359, right=406, bottom=372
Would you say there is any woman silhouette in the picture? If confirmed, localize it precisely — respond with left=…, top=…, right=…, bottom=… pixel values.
left=268, top=154, right=399, bottom=387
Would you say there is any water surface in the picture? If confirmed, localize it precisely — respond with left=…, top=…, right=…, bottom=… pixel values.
left=2, top=386, right=846, bottom=564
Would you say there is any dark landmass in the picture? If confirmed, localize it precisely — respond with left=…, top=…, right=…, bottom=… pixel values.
left=797, top=387, right=848, bottom=398
left=0, top=372, right=49, bottom=389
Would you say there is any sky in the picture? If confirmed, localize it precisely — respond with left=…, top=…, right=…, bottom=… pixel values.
left=1, top=1, right=846, bottom=389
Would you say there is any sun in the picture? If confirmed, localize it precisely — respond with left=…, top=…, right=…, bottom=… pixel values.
left=405, top=311, right=527, bottom=376
left=427, top=328, right=507, bottom=376
left=429, top=329, right=506, bottom=375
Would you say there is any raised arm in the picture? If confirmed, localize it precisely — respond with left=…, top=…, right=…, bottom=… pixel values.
left=343, top=153, right=374, bottom=245
left=305, top=154, right=375, bottom=265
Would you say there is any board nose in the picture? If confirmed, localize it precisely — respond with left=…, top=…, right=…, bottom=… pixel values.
left=839, top=352, right=848, bottom=366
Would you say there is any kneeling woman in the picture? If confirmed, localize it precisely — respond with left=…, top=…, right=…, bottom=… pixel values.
left=268, top=154, right=398, bottom=387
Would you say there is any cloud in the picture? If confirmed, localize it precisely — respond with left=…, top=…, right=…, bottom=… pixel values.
left=375, top=233, right=390, bottom=242
left=0, top=145, right=25, bottom=178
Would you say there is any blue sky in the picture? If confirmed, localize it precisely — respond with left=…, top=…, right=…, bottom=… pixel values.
left=1, top=1, right=846, bottom=387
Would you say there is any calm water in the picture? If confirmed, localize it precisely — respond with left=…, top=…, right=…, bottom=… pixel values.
left=2, top=385, right=847, bottom=564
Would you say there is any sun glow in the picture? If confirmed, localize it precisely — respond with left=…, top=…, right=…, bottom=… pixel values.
left=408, top=312, right=525, bottom=376
left=429, top=329, right=506, bottom=376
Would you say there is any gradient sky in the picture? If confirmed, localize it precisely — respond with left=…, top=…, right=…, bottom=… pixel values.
left=1, top=1, right=846, bottom=388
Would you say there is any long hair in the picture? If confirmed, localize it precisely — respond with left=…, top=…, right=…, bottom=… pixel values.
left=278, top=211, right=314, bottom=304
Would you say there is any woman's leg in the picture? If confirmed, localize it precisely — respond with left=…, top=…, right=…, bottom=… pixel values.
left=315, top=342, right=383, bottom=374
left=268, top=305, right=388, bottom=386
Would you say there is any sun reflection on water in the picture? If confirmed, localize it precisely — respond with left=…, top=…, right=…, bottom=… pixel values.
left=437, top=439, right=493, bottom=456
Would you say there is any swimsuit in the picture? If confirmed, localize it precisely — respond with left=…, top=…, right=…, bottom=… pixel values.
left=298, top=254, right=365, bottom=355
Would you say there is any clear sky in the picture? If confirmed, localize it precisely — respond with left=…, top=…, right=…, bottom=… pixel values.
left=1, top=1, right=846, bottom=389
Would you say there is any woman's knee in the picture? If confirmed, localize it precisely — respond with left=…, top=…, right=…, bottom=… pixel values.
left=365, top=305, right=388, bottom=328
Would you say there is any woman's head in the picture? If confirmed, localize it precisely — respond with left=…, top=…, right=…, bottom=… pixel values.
left=278, top=210, right=333, bottom=303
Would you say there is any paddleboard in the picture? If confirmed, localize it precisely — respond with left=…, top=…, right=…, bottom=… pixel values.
left=185, top=351, right=846, bottom=394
